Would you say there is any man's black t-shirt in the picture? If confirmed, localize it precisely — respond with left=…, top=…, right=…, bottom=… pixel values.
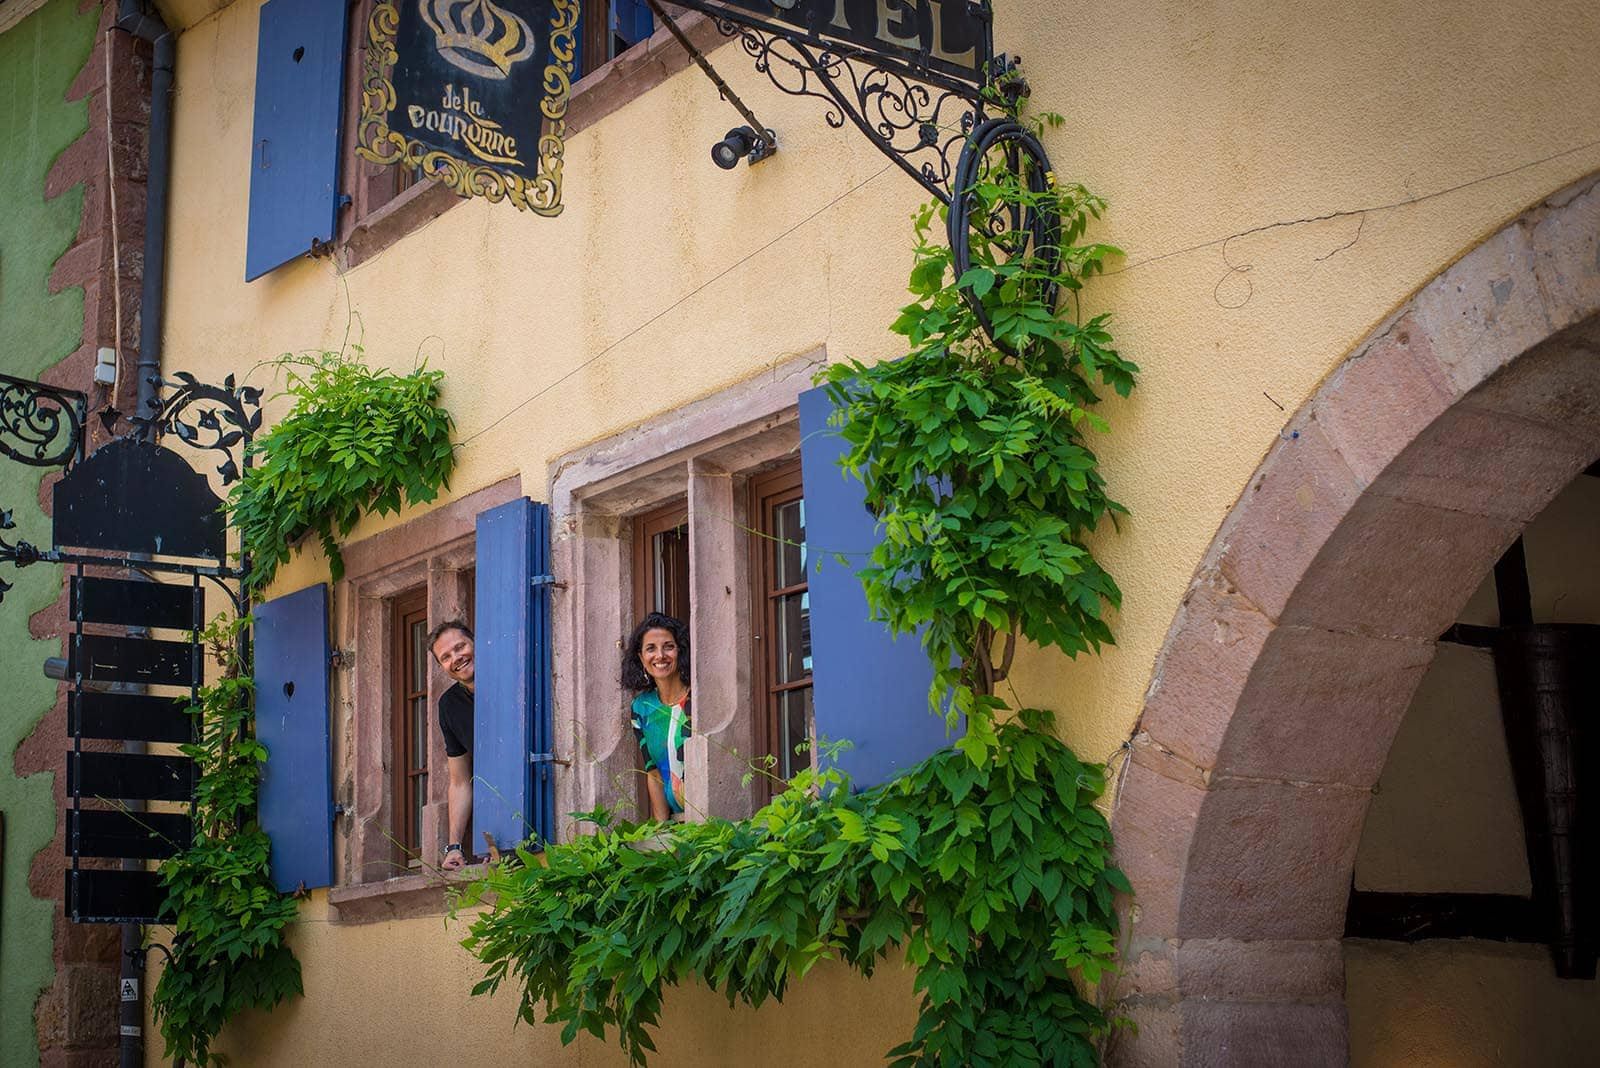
left=439, top=682, right=473, bottom=758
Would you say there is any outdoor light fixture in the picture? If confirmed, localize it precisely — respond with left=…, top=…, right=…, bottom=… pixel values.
left=711, top=126, right=776, bottom=170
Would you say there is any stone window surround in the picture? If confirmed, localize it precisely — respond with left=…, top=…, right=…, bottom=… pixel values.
left=549, top=352, right=824, bottom=836
left=326, top=476, right=520, bottom=923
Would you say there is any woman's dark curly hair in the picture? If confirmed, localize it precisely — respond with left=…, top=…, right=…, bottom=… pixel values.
left=621, top=612, right=690, bottom=692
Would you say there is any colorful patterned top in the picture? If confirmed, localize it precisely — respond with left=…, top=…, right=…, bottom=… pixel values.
left=630, top=691, right=691, bottom=815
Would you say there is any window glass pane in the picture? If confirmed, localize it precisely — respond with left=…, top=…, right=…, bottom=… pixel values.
left=774, top=591, right=812, bottom=684
left=412, top=694, right=428, bottom=773
left=772, top=500, right=805, bottom=588
left=779, top=687, right=814, bottom=779
left=410, top=618, right=427, bottom=692
left=412, top=778, right=425, bottom=855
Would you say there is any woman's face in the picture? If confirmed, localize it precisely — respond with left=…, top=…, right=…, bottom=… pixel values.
left=639, top=627, right=680, bottom=685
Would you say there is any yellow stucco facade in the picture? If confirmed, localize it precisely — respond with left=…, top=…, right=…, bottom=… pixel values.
left=138, top=0, right=1600, bottom=1062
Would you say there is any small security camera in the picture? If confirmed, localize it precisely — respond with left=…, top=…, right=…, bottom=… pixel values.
left=710, top=126, right=777, bottom=170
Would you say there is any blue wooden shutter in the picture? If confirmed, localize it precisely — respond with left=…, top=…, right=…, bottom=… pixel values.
left=255, top=582, right=334, bottom=893
left=245, top=0, right=349, bottom=281
left=474, top=498, right=555, bottom=851
left=612, top=0, right=654, bottom=48
left=799, top=385, right=948, bottom=790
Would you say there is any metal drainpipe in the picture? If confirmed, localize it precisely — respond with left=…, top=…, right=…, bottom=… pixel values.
left=114, top=3, right=175, bottom=1059
left=117, top=0, right=175, bottom=432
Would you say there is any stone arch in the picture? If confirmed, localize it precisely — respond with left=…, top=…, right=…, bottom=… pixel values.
left=1107, top=175, right=1600, bottom=1065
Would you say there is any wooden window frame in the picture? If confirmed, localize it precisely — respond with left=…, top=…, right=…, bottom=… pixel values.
left=631, top=499, right=690, bottom=624
left=748, top=461, right=813, bottom=798
left=389, top=587, right=430, bottom=866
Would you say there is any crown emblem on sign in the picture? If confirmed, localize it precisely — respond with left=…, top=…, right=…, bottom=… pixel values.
left=421, top=0, right=536, bottom=80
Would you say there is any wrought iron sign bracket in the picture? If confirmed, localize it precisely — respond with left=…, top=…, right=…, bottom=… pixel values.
left=1, top=372, right=87, bottom=470
left=653, top=0, right=1000, bottom=204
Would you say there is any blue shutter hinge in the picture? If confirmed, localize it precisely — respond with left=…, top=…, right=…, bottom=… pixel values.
left=332, top=802, right=348, bottom=818
left=529, top=752, right=571, bottom=767
left=531, top=574, right=567, bottom=591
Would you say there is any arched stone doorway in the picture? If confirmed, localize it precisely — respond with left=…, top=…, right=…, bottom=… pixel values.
left=1107, top=175, right=1600, bottom=1065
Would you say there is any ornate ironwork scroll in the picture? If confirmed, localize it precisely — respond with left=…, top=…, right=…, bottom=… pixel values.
left=148, top=372, right=263, bottom=487
left=0, top=372, right=86, bottom=470
left=714, top=17, right=983, bottom=202
left=355, top=0, right=577, bottom=215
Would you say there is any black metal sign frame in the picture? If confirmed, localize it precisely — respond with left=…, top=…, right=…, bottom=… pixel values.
left=0, top=372, right=259, bottom=924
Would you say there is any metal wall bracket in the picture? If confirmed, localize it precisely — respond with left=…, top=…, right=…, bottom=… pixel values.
left=0, top=372, right=87, bottom=470
left=659, top=1, right=996, bottom=204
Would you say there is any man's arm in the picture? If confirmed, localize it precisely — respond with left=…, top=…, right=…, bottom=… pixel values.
left=442, top=753, right=472, bottom=871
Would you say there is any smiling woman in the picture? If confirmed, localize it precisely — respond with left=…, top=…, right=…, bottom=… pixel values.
left=622, top=611, right=692, bottom=820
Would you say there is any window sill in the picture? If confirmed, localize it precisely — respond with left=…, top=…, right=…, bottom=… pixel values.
left=341, top=9, right=722, bottom=269
left=327, top=867, right=483, bottom=925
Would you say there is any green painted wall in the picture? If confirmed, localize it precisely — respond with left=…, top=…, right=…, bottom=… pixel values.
left=0, top=1, right=99, bottom=1063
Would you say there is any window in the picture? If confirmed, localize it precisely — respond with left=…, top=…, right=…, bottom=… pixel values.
left=749, top=463, right=814, bottom=794
left=551, top=357, right=824, bottom=827
left=319, top=479, right=517, bottom=887
left=390, top=588, right=430, bottom=864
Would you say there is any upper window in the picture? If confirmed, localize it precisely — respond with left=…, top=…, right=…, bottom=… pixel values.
left=339, top=0, right=656, bottom=238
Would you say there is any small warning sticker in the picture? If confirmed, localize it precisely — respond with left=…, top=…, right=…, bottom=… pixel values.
left=120, top=1025, right=142, bottom=1037
left=120, top=978, right=139, bottom=1002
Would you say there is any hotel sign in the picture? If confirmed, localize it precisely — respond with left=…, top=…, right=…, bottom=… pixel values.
left=357, top=0, right=577, bottom=215
left=692, top=0, right=990, bottom=85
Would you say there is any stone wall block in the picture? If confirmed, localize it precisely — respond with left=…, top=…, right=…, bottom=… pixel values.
left=1279, top=494, right=1521, bottom=640
left=1372, top=400, right=1595, bottom=522
left=1137, top=571, right=1274, bottom=773
left=61, top=963, right=117, bottom=1048
left=1529, top=177, right=1600, bottom=330
left=1463, top=323, right=1600, bottom=455
left=1213, top=626, right=1434, bottom=787
left=48, top=237, right=103, bottom=294
left=1103, top=1002, right=1181, bottom=1068
left=1312, top=313, right=1455, bottom=485
left=1110, top=759, right=1206, bottom=940
left=1179, top=1001, right=1349, bottom=1068
left=1410, top=220, right=1552, bottom=396
left=1173, top=938, right=1344, bottom=1001
left=1213, top=416, right=1362, bottom=622
left=1177, top=779, right=1368, bottom=941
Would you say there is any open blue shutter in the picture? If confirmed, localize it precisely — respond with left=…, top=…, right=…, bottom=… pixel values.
left=245, top=0, right=349, bottom=281
left=474, top=498, right=554, bottom=850
left=612, top=0, right=654, bottom=48
left=798, top=386, right=949, bottom=790
left=255, top=583, right=333, bottom=893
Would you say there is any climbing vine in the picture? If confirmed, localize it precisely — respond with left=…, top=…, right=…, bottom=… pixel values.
left=460, top=103, right=1136, bottom=1065
left=227, top=349, right=456, bottom=591
left=819, top=112, right=1136, bottom=756
left=151, top=615, right=302, bottom=1066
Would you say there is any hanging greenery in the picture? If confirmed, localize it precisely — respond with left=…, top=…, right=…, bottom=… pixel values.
left=151, top=615, right=302, bottom=1066
left=460, top=101, right=1136, bottom=1066
left=463, top=712, right=1124, bottom=1067
left=227, top=349, right=456, bottom=591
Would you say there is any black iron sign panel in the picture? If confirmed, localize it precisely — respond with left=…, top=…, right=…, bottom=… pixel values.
left=703, top=0, right=989, bottom=84
left=357, top=0, right=577, bottom=215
